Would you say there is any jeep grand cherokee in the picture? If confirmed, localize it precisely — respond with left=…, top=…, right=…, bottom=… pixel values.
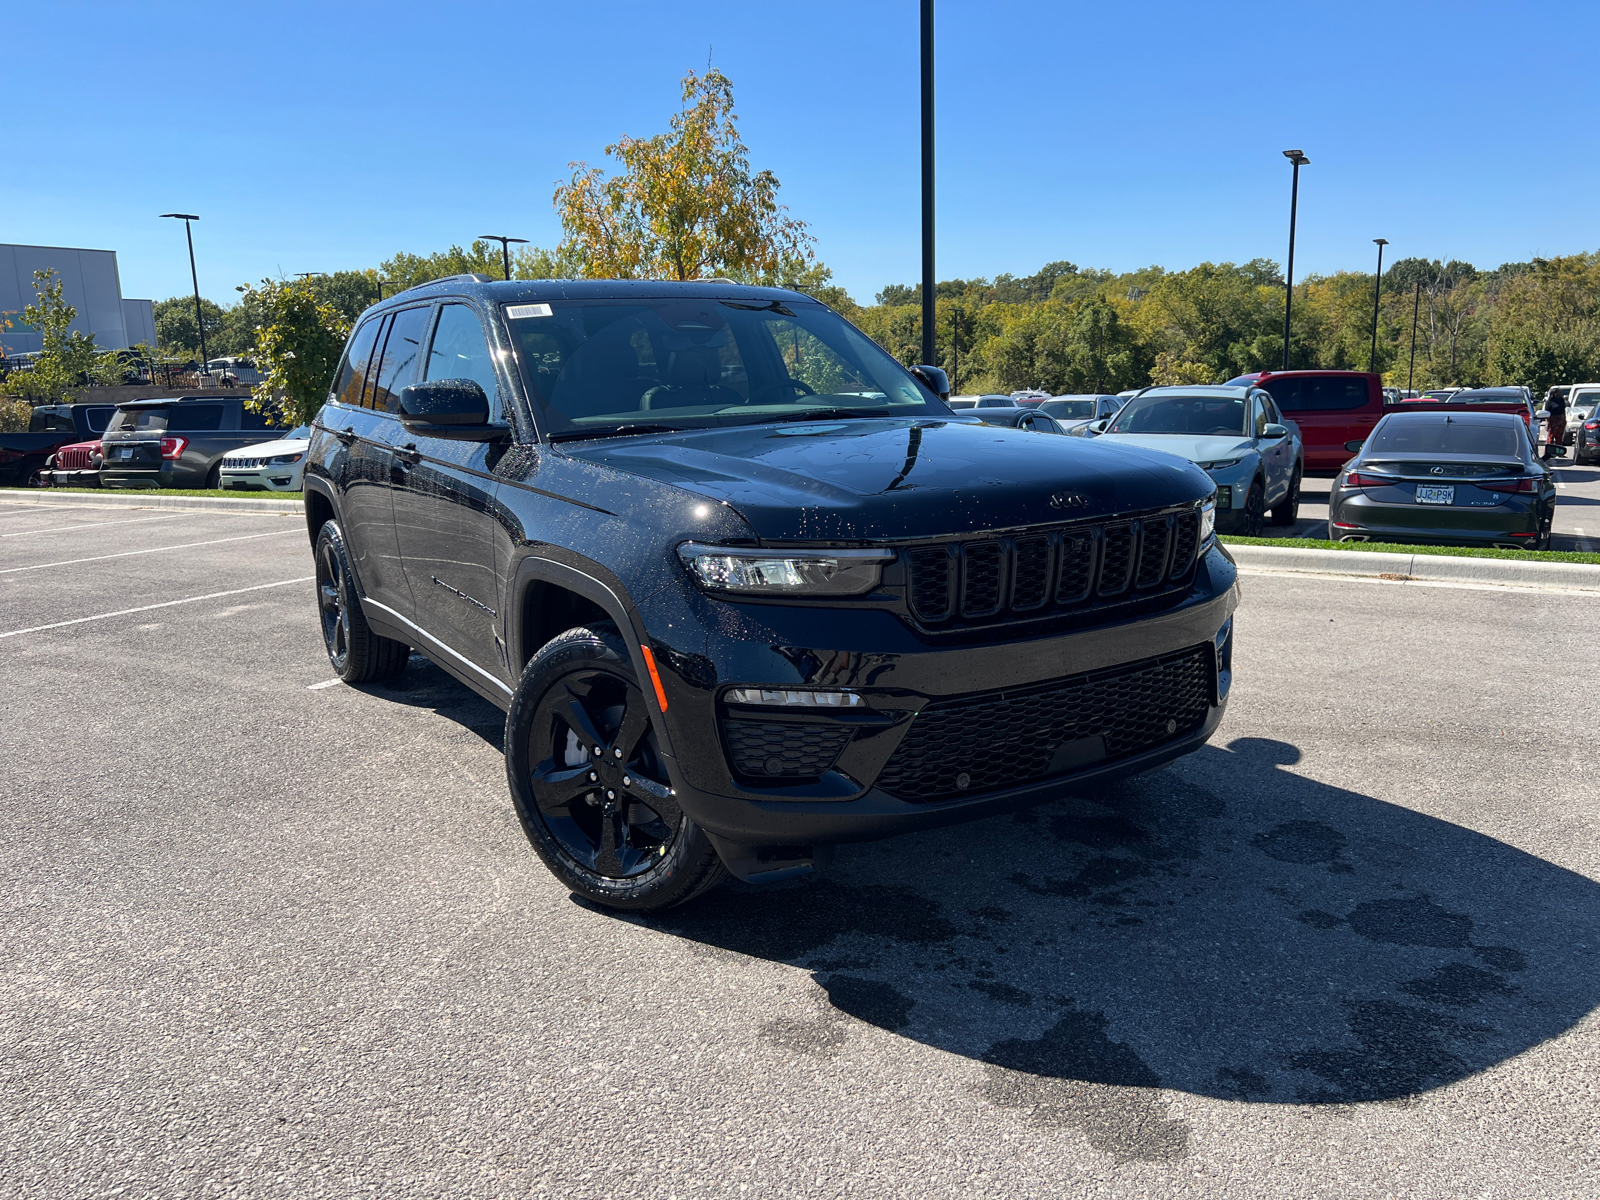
left=303, top=277, right=1237, bottom=910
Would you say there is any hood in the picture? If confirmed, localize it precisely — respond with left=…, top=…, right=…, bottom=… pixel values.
left=225, top=437, right=308, bottom=459
left=1094, top=433, right=1256, bottom=466
left=559, top=417, right=1214, bottom=541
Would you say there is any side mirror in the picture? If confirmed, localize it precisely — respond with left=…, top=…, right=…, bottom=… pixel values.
left=910, top=364, right=950, bottom=401
left=1344, top=439, right=1366, bottom=453
left=1261, top=423, right=1289, bottom=439
left=1546, top=444, right=1569, bottom=458
left=1088, top=418, right=1110, bottom=434
left=1535, top=410, right=1550, bottom=419
left=397, top=379, right=501, bottom=440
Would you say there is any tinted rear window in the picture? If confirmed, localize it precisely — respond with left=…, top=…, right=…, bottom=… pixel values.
left=168, top=404, right=225, bottom=431
left=1259, top=376, right=1371, bottom=412
left=108, top=408, right=169, bottom=434
left=1369, top=419, right=1520, bottom=457
left=29, top=409, right=74, bottom=433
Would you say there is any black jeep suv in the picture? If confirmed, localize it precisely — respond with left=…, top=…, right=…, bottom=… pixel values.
left=304, top=277, right=1237, bottom=910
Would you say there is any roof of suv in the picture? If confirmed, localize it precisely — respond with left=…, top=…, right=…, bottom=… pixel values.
left=378, top=276, right=811, bottom=310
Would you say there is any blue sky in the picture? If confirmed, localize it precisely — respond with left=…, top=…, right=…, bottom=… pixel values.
left=4, top=1, right=1595, bottom=307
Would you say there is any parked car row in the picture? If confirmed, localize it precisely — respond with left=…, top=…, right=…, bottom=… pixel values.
left=4, top=396, right=308, bottom=491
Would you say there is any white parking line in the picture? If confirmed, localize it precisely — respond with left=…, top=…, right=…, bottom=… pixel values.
left=0, top=513, right=185, bottom=538
left=0, top=529, right=298, bottom=575
left=0, top=577, right=314, bottom=638
left=1238, top=567, right=1600, bottom=596
left=306, top=679, right=341, bottom=690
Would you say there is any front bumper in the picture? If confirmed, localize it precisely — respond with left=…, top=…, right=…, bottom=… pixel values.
left=220, top=463, right=304, bottom=492
left=645, top=543, right=1239, bottom=849
left=43, top=469, right=101, bottom=488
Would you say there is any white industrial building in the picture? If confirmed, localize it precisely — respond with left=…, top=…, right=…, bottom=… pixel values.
left=0, top=243, right=156, bottom=355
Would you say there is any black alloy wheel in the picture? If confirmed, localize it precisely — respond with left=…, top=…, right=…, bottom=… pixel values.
left=1242, top=479, right=1266, bottom=537
left=312, top=521, right=409, bottom=684
left=505, top=623, right=727, bottom=910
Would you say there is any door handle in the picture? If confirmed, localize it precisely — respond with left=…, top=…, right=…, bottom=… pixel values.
left=335, top=426, right=356, bottom=446
left=394, top=443, right=421, bottom=465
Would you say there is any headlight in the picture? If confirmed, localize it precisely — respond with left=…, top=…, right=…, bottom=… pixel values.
left=678, top=543, right=892, bottom=596
left=1197, top=458, right=1242, bottom=470
left=1199, top=500, right=1216, bottom=545
left=270, top=453, right=304, bottom=464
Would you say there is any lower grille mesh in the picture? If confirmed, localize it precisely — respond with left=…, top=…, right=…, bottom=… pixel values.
left=723, top=719, right=854, bottom=780
left=875, top=646, right=1213, bottom=802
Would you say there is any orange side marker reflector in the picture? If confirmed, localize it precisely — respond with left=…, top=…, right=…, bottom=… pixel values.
left=640, top=645, right=669, bottom=712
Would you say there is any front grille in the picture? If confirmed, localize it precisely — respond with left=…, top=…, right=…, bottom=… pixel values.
left=875, top=645, right=1213, bottom=802
left=227, top=458, right=264, bottom=469
left=722, top=718, right=854, bottom=780
left=904, top=509, right=1202, bottom=629
left=56, top=447, right=94, bottom=470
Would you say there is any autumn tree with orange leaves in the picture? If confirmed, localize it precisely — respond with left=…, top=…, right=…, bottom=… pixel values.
left=554, top=69, right=814, bottom=284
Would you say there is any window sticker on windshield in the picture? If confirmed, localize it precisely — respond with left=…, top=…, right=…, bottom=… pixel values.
left=505, top=303, right=553, bottom=319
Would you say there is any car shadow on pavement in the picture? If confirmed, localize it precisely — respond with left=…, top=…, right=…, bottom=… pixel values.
left=634, top=737, right=1600, bottom=1160
left=362, top=653, right=506, bottom=749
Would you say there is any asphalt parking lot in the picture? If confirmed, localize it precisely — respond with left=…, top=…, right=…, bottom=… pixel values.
left=3, top=498, right=1598, bottom=1199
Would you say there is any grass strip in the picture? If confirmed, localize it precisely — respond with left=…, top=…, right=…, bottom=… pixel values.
left=1221, top=535, right=1600, bottom=566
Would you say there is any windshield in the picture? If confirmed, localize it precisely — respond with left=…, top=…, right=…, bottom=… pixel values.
left=504, top=297, right=942, bottom=434
left=1040, top=399, right=1096, bottom=420
left=1572, top=391, right=1600, bottom=407
left=1105, top=393, right=1246, bottom=436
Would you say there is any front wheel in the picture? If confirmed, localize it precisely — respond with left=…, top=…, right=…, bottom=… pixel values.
left=1241, top=479, right=1266, bottom=538
left=504, top=623, right=728, bottom=911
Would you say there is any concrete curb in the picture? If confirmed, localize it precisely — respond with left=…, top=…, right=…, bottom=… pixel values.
left=1227, top=543, right=1600, bottom=591
left=0, top=491, right=303, bottom=515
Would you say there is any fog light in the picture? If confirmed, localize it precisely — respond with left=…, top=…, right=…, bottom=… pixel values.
left=725, top=687, right=863, bottom=708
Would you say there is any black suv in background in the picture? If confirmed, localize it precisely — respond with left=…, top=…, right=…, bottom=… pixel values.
left=100, top=397, right=286, bottom=489
left=304, top=278, right=1237, bottom=910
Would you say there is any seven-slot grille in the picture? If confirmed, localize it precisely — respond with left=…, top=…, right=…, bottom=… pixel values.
left=875, top=645, right=1213, bottom=802
left=54, top=445, right=96, bottom=470
left=226, top=457, right=268, bottom=469
left=904, top=509, right=1202, bottom=628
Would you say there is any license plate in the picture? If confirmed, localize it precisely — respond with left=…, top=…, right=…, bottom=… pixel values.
left=1416, top=485, right=1454, bottom=505
left=118, top=447, right=133, bottom=460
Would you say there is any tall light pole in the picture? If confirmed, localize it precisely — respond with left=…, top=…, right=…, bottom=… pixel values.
left=920, top=0, right=936, bottom=368
left=1407, top=279, right=1422, bottom=396
left=160, top=213, right=207, bottom=367
left=1369, top=239, right=1389, bottom=373
left=1280, top=151, right=1308, bottom=371
left=479, top=235, right=527, bottom=281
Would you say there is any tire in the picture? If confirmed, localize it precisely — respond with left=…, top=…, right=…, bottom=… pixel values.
left=204, top=463, right=221, bottom=490
left=1241, top=479, right=1266, bottom=538
left=503, top=622, right=728, bottom=911
left=313, top=521, right=409, bottom=684
left=1269, top=468, right=1301, bottom=526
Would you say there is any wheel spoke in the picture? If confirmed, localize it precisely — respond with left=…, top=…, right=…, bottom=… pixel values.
left=594, top=805, right=623, bottom=875
left=530, top=758, right=598, bottom=816
left=613, top=693, right=650, bottom=759
left=560, top=689, right=607, bottom=755
left=623, top=773, right=679, bottom=828
left=319, top=583, right=340, bottom=613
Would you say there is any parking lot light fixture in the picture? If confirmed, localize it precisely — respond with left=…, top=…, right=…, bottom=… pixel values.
left=1280, top=151, right=1308, bottom=371
left=1370, top=239, right=1389, bottom=373
left=920, top=0, right=936, bottom=369
left=376, top=279, right=396, bottom=301
left=160, top=213, right=207, bottom=367
left=479, top=235, right=528, bottom=281
left=1407, top=279, right=1422, bottom=395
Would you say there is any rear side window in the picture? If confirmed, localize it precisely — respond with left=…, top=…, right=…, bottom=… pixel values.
left=241, top=406, right=285, bottom=430
left=370, top=307, right=432, bottom=412
left=167, top=404, right=225, bottom=432
left=1262, top=376, right=1371, bottom=412
left=334, top=318, right=383, bottom=408
left=1369, top=419, right=1519, bottom=457
left=425, top=304, right=500, bottom=409
left=84, top=407, right=115, bottom=432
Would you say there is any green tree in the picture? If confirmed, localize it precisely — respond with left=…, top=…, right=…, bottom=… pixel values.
left=1, top=270, right=119, bottom=403
left=155, top=295, right=227, bottom=359
left=250, top=279, right=350, bottom=427
left=554, top=68, right=814, bottom=282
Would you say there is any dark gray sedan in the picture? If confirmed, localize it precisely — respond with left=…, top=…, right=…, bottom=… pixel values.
left=966, top=406, right=1069, bottom=434
left=1329, top=410, right=1557, bottom=550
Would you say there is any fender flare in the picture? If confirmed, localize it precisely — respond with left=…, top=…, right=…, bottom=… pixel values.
left=506, top=553, right=677, bottom=760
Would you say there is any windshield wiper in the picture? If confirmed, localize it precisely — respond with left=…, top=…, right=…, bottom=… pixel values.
left=756, top=407, right=898, bottom=424
left=547, top=423, right=685, bottom=443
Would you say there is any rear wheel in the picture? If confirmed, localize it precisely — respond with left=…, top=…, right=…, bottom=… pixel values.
left=204, top=463, right=221, bottom=490
left=1269, top=468, right=1301, bottom=526
left=313, top=521, right=409, bottom=683
left=504, top=622, right=727, bottom=911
